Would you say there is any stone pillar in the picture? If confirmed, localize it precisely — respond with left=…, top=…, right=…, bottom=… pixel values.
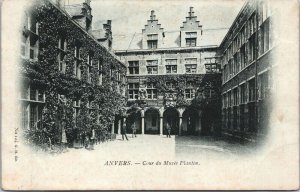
left=160, top=117, right=163, bottom=136
left=198, top=111, right=202, bottom=136
left=179, top=116, right=182, bottom=136
left=118, top=119, right=121, bottom=134
left=141, top=110, right=145, bottom=135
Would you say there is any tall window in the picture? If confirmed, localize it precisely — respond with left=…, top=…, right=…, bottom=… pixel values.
left=87, top=54, right=93, bottom=83
left=185, top=81, right=195, bottom=99
left=20, top=84, right=44, bottom=130
left=185, top=58, right=197, bottom=74
left=29, top=35, right=38, bottom=60
left=259, top=20, right=270, bottom=55
left=186, top=32, right=197, bottom=47
left=146, top=83, right=157, bottom=99
left=97, top=59, right=103, bottom=85
left=248, top=79, right=256, bottom=102
left=147, top=60, right=158, bottom=74
left=73, top=98, right=81, bottom=126
left=259, top=72, right=269, bottom=100
left=74, top=45, right=81, bottom=79
left=147, top=34, right=158, bottom=49
left=22, top=14, right=39, bottom=60
left=240, top=45, right=246, bottom=68
left=128, top=61, right=139, bottom=75
left=165, top=59, right=177, bottom=74
left=128, top=83, right=139, bottom=99
left=74, top=45, right=80, bottom=58
left=233, top=88, right=238, bottom=106
left=249, top=35, right=256, bottom=62
left=240, top=83, right=246, bottom=104
left=58, top=37, right=67, bottom=73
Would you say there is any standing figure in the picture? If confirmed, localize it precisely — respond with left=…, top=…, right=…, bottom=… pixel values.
left=166, top=122, right=171, bottom=138
left=121, top=120, right=129, bottom=141
left=131, top=122, right=137, bottom=138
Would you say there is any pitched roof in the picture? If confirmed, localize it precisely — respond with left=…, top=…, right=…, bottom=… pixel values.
left=113, top=28, right=228, bottom=51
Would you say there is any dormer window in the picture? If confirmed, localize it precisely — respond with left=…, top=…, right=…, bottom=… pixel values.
left=186, top=32, right=197, bottom=47
left=147, top=34, right=158, bottom=49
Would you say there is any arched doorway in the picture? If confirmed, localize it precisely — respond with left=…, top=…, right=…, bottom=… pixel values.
left=182, top=108, right=198, bottom=135
left=201, top=106, right=214, bottom=135
left=114, top=115, right=122, bottom=134
left=163, top=108, right=179, bottom=135
left=144, top=108, right=160, bottom=134
left=126, top=110, right=142, bottom=134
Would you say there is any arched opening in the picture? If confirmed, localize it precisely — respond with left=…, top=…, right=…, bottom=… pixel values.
left=114, top=115, right=122, bottom=134
left=144, top=108, right=160, bottom=134
left=182, top=108, right=198, bottom=135
left=126, top=110, right=142, bottom=134
left=201, top=106, right=215, bottom=136
left=163, top=108, right=179, bottom=135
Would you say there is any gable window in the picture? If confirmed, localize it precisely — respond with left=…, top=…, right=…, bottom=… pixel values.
left=146, top=83, right=157, bottom=100
left=128, top=83, right=139, bottom=100
left=186, top=32, right=197, bottom=47
left=128, top=61, right=139, bottom=75
left=147, top=60, right=158, bottom=74
left=147, top=34, right=158, bottom=49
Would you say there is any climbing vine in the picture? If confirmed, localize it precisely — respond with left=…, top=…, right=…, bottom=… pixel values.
left=21, top=0, right=127, bottom=147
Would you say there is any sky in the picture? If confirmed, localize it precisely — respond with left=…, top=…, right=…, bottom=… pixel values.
left=66, top=0, right=246, bottom=49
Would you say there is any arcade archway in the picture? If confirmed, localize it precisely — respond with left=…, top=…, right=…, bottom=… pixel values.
left=144, top=108, right=160, bottom=134
left=126, top=110, right=142, bottom=134
left=182, top=108, right=198, bottom=135
left=163, top=108, right=179, bottom=135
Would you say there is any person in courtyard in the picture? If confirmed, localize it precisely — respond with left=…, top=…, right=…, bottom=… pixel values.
left=84, top=132, right=89, bottom=149
left=131, top=122, right=137, bottom=138
left=121, top=120, right=129, bottom=141
left=90, top=129, right=95, bottom=150
left=166, top=122, right=171, bottom=138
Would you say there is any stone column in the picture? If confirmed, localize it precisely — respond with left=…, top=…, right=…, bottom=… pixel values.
left=141, top=110, right=145, bottom=135
left=198, top=111, right=202, bottom=135
left=179, top=116, right=182, bottom=136
left=118, top=119, right=121, bottom=134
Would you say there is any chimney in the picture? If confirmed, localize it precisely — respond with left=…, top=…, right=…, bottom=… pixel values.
left=189, top=7, right=195, bottom=17
left=103, top=20, right=112, bottom=32
left=85, top=0, right=91, bottom=6
left=150, top=10, right=156, bottom=21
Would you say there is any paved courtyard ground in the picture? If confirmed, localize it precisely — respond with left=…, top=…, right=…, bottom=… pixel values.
left=63, top=134, right=261, bottom=160
left=14, top=134, right=267, bottom=189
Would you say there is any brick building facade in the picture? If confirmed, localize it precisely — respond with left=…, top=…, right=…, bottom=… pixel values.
left=115, top=7, right=223, bottom=136
left=219, top=0, right=276, bottom=141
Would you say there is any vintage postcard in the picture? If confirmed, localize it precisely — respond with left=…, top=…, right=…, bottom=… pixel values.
left=1, top=0, right=299, bottom=190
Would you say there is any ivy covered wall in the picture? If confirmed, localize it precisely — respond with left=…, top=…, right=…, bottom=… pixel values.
left=20, top=0, right=127, bottom=146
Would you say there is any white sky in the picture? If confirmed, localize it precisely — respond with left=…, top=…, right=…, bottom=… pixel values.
left=66, top=0, right=246, bottom=49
